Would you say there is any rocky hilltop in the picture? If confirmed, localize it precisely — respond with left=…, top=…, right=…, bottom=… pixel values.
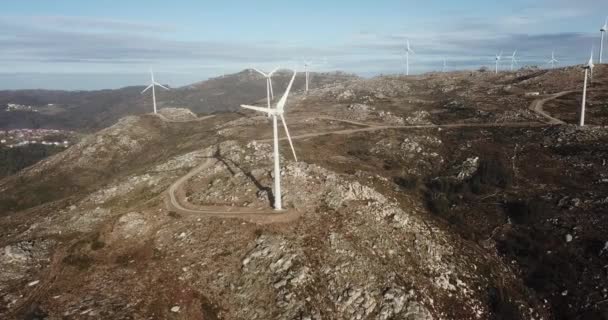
left=1, top=66, right=607, bottom=319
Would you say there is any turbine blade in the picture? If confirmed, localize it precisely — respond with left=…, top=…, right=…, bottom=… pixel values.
left=269, top=78, right=274, bottom=99
left=241, top=104, right=276, bottom=114
left=253, top=68, right=268, bottom=77
left=268, top=67, right=280, bottom=77
left=155, top=83, right=170, bottom=90
left=141, top=84, right=153, bottom=94
left=276, top=70, right=297, bottom=112
left=280, top=114, right=298, bottom=161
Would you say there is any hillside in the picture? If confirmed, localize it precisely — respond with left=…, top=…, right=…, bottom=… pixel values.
left=0, top=70, right=358, bottom=132
left=0, top=66, right=607, bottom=319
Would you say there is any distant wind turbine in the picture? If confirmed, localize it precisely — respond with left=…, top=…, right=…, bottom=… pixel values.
left=240, top=70, right=298, bottom=211
left=494, top=51, right=503, bottom=74
left=404, top=40, right=415, bottom=76
left=590, top=46, right=596, bottom=80
left=580, top=51, right=594, bottom=127
left=253, top=67, right=280, bottom=115
left=547, top=51, right=558, bottom=69
left=510, top=50, right=519, bottom=71
left=443, top=58, right=447, bottom=73
left=303, top=61, right=311, bottom=92
left=600, top=17, right=607, bottom=64
left=141, top=70, right=169, bottom=114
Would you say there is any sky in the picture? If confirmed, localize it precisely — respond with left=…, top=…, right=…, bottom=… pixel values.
left=0, top=0, right=607, bottom=90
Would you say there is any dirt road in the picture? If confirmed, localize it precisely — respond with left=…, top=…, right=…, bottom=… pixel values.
left=165, top=155, right=302, bottom=224
left=165, top=90, right=570, bottom=223
left=529, top=91, right=572, bottom=125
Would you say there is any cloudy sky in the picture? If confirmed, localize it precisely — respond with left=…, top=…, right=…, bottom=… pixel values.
left=0, top=0, right=607, bottom=90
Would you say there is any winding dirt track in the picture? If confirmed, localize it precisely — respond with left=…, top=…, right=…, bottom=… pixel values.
left=0, top=90, right=583, bottom=319
left=165, top=91, right=571, bottom=223
left=529, top=91, right=573, bottom=125
left=165, top=155, right=303, bottom=224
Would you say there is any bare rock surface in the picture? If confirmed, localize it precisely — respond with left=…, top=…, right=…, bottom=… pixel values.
left=157, top=108, right=197, bottom=121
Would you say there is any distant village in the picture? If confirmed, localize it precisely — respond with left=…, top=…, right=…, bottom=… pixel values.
left=0, top=129, right=74, bottom=148
left=5, top=103, right=40, bottom=112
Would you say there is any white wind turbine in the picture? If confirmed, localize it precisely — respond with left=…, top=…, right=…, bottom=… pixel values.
left=494, top=51, right=503, bottom=74
left=303, top=61, right=312, bottom=92
left=240, top=70, right=298, bottom=211
left=404, top=40, right=415, bottom=76
left=253, top=67, right=280, bottom=115
left=600, top=17, right=607, bottom=64
left=580, top=51, right=594, bottom=127
left=548, top=51, right=559, bottom=69
left=510, top=50, right=519, bottom=71
left=141, top=70, right=169, bottom=114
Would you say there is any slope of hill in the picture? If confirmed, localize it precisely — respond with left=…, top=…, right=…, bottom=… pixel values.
left=0, top=66, right=607, bottom=319
left=0, top=70, right=358, bottom=132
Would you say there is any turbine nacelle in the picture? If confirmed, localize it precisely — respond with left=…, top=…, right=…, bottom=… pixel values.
left=405, top=40, right=415, bottom=54
left=141, top=70, right=170, bottom=94
left=141, top=70, right=169, bottom=114
left=547, top=51, right=559, bottom=67
left=253, top=67, right=280, bottom=79
left=241, top=70, right=298, bottom=161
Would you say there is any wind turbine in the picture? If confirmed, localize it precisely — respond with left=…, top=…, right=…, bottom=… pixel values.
left=580, top=51, right=594, bottom=127
left=548, top=51, right=559, bottom=69
left=494, top=51, right=503, bottom=74
left=253, top=67, right=280, bottom=115
left=510, top=50, right=519, bottom=71
left=141, top=70, right=169, bottom=114
left=404, top=40, right=415, bottom=76
left=443, top=58, right=447, bottom=73
left=240, top=70, right=298, bottom=211
left=600, top=17, right=607, bottom=64
left=303, top=61, right=311, bottom=92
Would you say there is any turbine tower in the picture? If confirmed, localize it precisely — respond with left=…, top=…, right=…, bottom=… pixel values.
left=303, top=62, right=311, bottom=92
left=240, top=70, right=298, bottom=211
left=495, top=51, right=503, bottom=74
left=141, top=70, right=169, bottom=114
left=253, top=67, right=280, bottom=115
left=510, top=50, right=519, bottom=71
left=600, top=17, right=607, bottom=64
left=405, top=40, right=415, bottom=76
left=580, top=51, right=594, bottom=127
left=590, top=47, right=596, bottom=80
left=548, top=51, right=558, bottom=69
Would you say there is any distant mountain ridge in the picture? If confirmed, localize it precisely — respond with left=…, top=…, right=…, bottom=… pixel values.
left=0, top=69, right=358, bottom=132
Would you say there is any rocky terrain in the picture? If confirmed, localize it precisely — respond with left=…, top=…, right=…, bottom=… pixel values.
left=0, top=65, right=607, bottom=319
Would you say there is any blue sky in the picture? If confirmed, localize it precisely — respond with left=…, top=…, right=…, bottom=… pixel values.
left=0, top=0, right=607, bottom=90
